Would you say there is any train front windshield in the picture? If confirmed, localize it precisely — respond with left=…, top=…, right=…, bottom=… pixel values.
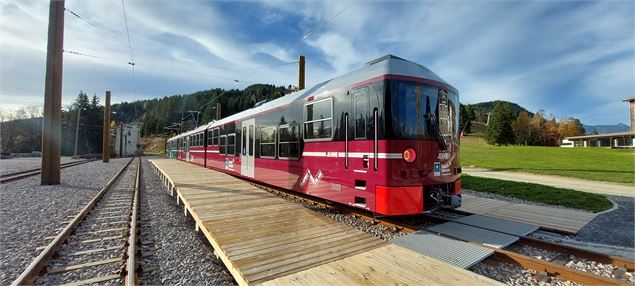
left=388, top=80, right=459, bottom=145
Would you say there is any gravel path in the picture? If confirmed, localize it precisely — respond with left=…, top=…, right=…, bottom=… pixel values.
left=463, top=168, right=633, bottom=198
left=139, top=158, right=235, bottom=285
left=471, top=261, right=578, bottom=286
left=0, top=158, right=130, bottom=285
left=0, top=157, right=79, bottom=176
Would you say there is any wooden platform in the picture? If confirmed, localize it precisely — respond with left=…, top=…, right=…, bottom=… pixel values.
left=149, top=159, right=501, bottom=286
left=461, top=194, right=597, bottom=234
left=260, top=244, right=499, bottom=286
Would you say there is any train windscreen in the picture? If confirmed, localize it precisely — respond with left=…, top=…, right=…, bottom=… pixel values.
left=389, top=80, right=458, bottom=143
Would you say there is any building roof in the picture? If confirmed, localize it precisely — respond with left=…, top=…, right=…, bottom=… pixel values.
left=566, top=131, right=635, bottom=140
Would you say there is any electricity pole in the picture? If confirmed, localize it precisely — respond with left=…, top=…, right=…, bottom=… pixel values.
left=298, top=55, right=305, bottom=91
left=41, top=0, right=65, bottom=185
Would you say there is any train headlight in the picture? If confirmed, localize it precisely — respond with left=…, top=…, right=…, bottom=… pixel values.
left=403, top=148, right=416, bottom=163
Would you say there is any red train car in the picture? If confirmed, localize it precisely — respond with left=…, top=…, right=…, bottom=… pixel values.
left=168, top=55, right=462, bottom=215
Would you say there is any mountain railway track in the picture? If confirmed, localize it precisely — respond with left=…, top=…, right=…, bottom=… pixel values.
left=0, top=159, right=96, bottom=184
left=11, top=157, right=140, bottom=286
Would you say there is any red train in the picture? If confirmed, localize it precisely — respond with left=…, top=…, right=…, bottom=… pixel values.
left=166, top=55, right=462, bottom=216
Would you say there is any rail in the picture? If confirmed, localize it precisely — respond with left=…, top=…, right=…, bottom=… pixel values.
left=11, top=157, right=137, bottom=286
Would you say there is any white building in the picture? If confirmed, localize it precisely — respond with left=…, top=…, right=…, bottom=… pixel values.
left=113, top=122, right=142, bottom=156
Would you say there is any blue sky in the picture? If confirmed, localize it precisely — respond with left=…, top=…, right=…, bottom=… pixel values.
left=0, top=0, right=633, bottom=125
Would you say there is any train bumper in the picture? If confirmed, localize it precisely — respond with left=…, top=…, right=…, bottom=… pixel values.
left=375, top=186, right=423, bottom=215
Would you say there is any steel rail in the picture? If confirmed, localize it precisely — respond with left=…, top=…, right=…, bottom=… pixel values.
left=11, top=157, right=135, bottom=286
left=0, top=159, right=97, bottom=183
left=125, top=157, right=141, bottom=286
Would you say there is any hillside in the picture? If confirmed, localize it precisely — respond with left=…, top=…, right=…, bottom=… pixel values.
left=465, top=100, right=532, bottom=123
left=109, top=84, right=288, bottom=136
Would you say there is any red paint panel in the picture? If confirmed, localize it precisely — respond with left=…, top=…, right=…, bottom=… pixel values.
left=375, top=185, right=423, bottom=215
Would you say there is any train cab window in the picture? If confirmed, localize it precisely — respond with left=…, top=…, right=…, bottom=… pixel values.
left=304, top=97, right=333, bottom=141
left=219, top=135, right=227, bottom=155
left=212, top=128, right=220, bottom=146
left=260, top=127, right=276, bottom=158
left=227, top=134, right=236, bottom=156
left=278, top=123, right=300, bottom=159
left=352, top=88, right=368, bottom=139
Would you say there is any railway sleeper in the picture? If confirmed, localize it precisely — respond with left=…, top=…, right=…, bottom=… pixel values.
left=46, top=257, right=123, bottom=274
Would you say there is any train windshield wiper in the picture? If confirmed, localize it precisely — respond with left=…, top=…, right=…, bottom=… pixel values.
left=427, top=114, right=447, bottom=150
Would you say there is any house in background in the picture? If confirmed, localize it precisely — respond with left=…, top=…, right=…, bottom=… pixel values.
left=112, top=122, right=142, bottom=156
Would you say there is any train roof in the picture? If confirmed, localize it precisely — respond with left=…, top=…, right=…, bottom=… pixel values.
left=168, top=54, right=454, bottom=140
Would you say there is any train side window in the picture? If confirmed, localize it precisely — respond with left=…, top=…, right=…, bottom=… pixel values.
left=219, top=135, right=227, bottom=155
left=207, top=130, right=213, bottom=146
left=278, top=123, right=300, bottom=159
left=248, top=125, right=254, bottom=156
left=212, top=128, right=220, bottom=146
left=303, top=97, right=333, bottom=141
left=260, top=127, right=276, bottom=159
left=353, top=87, right=368, bottom=139
left=227, top=134, right=236, bottom=156
left=242, top=127, right=247, bottom=155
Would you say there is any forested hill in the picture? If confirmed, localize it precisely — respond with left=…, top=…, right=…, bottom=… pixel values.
left=111, top=84, right=287, bottom=136
left=465, top=100, right=532, bottom=123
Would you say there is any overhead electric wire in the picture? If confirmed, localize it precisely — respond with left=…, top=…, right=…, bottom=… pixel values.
left=284, top=0, right=358, bottom=52
left=120, top=0, right=138, bottom=118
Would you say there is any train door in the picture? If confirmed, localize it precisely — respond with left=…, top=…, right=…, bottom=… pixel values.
left=350, top=87, right=371, bottom=200
left=241, top=118, right=255, bottom=178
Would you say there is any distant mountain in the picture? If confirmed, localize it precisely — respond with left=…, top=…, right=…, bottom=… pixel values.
left=583, top=123, right=630, bottom=134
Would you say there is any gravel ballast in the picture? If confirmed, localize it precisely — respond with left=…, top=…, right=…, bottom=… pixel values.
left=0, top=157, right=79, bottom=176
left=139, top=158, right=235, bottom=285
left=0, top=158, right=130, bottom=285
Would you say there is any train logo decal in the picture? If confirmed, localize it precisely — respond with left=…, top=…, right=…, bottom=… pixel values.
left=300, top=169, right=323, bottom=188
left=433, top=162, right=441, bottom=176
left=225, top=158, right=234, bottom=170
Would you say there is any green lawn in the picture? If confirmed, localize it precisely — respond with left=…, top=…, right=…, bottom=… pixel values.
left=460, top=136, right=634, bottom=184
left=461, top=175, right=613, bottom=213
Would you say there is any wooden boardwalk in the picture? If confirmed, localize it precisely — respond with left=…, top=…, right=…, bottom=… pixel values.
left=461, top=195, right=597, bottom=234
left=150, top=159, right=501, bottom=286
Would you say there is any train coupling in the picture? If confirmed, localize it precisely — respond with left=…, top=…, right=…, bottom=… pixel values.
left=443, top=193, right=462, bottom=208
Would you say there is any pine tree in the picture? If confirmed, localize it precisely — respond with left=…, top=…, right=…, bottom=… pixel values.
left=485, top=102, right=516, bottom=145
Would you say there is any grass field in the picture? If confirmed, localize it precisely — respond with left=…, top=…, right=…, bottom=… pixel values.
left=461, top=175, right=613, bottom=213
left=460, top=136, right=634, bottom=184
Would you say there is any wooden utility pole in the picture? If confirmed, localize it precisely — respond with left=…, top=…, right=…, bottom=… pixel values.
left=298, top=55, right=305, bottom=91
left=119, top=122, right=124, bottom=158
left=216, top=102, right=221, bottom=120
left=41, top=0, right=65, bottom=185
left=102, top=91, right=111, bottom=162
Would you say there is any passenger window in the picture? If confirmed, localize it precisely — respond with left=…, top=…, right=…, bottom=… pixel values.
left=219, top=135, right=227, bottom=155
left=207, top=130, right=213, bottom=146
left=260, top=127, right=276, bottom=158
left=213, top=128, right=220, bottom=146
left=227, top=134, right=235, bottom=156
left=242, top=127, right=247, bottom=155
left=304, top=98, right=333, bottom=141
left=278, top=124, right=300, bottom=159
left=353, top=88, right=368, bottom=139
left=248, top=125, right=254, bottom=156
